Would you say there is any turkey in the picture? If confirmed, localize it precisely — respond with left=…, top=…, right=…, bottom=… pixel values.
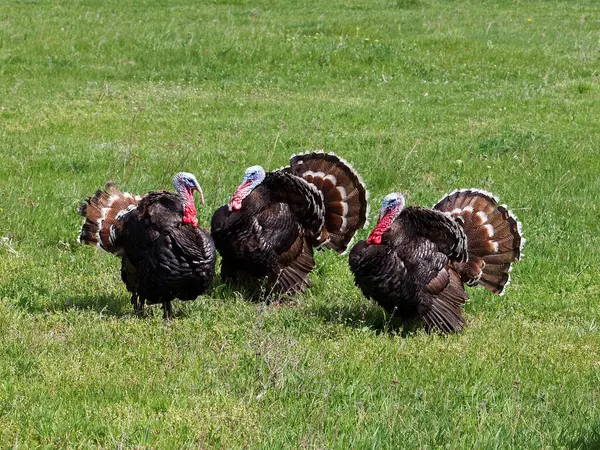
left=349, top=189, right=524, bottom=333
left=211, top=152, right=369, bottom=297
left=78, top=172, right=216, bottom=318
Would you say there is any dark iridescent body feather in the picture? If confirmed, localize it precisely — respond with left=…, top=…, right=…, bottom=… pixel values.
left=212, top=153, right=369, bottom=296
left=350, top=190, right=524, bottom=333
left=79, top=179, right=216, bottom=317
left=118, top=192, right=216, bottom=310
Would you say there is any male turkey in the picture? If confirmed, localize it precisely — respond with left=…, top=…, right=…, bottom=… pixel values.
left=78, top=172, right=216, bottom=317
left=349, top=189, right=524, bottom=333
left=211, top=152, right=369, bottom=297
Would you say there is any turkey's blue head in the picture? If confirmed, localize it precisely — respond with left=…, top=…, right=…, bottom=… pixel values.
left=367, top=192, right=405, bottom=245
left=173, top=172, right=204, bottom=227
left=228, top=165, right=266, bottom=212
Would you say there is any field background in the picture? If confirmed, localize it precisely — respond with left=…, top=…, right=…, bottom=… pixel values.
left=1, top=0, right=599, bottom=448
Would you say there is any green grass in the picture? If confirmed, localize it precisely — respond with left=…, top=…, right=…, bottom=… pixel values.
left=1, top=0, right=600, bottom=447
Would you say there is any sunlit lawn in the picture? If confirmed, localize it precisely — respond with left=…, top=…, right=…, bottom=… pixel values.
left=0, top=0, right=599, bottom=447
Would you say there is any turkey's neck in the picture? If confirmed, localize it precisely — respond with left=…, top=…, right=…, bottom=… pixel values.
left=178, top=187, right=198, bottom=227
left=367, top=211, right=396, bottom=245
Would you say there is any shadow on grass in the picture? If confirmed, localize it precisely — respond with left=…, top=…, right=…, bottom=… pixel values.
left=310, top=302, right=423, bottom=338
left=14, top=291, right=131, bottom=318
left=60, top=293, right=131, bottom=317
left=210, top=275, right=426, bottom=337
left=62, top=295, right=199, bottom=319
left=210, top=276, right=296, bottom=305
left=11, top=286, right=213, bottom=320
left=567, top=427, right=600, bottom=450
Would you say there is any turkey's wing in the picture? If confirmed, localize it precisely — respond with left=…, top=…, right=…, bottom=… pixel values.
left=417, top=267, right=469, bottom=333
left=397, top=207, right=467, bottom=262
left=263, top=171, right=325, bottom=238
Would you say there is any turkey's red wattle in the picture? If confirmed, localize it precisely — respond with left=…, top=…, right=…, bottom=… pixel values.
left=182, top=190, right=198, bottom=227
left=367, top=211, right=395, bottom=245
left=228, top=180, right=252, bottom=211
left=229, top=196, right=243, bottom=211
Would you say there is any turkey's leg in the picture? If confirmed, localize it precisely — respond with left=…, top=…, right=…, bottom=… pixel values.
left=162, top=301, right=173, bottom=319
left=132, top=292, right=145, bottom=317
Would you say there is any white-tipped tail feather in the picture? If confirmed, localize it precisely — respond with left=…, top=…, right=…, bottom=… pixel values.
left=78, top=183, right=141, bottom=254
left=289, top=151, right=369, bottom=254
left=434, top=188, right=523, bottom=295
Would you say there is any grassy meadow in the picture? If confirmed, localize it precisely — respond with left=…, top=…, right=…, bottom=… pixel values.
left=1, top=0, right=600, bottom=447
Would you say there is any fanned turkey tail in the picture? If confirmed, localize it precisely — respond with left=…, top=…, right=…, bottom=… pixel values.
left=288, top=151, right=369, bottom=253
left=78, top=182, right=141, bottom=255
left=434, top=189, right=524, bottom=295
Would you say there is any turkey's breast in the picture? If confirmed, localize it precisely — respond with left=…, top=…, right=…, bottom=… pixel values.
left=349, top=228, right=449, bottom=317
left=120, top=191, right=216, bottom=304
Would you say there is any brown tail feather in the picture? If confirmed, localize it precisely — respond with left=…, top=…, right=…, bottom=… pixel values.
left=288, top=151, right=369, bottom=253
left=78, top=182, right=141, bottom=254
left=434, top=189, right=524, bottom=295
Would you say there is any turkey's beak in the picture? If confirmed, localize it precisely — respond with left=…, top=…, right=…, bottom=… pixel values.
left=197, top=187, right=205, bottom=206
left=192, top=182, right=204, bottom=205
left=196, top=184, right=205, bottom=206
